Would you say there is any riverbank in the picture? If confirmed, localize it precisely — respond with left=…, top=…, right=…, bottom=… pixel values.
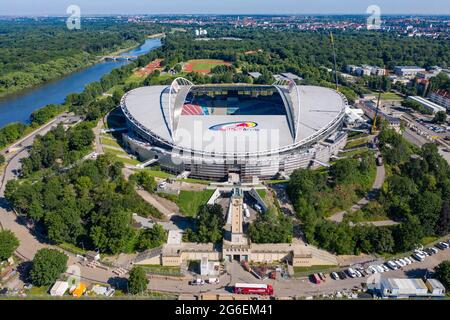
left=0, top=38, right=162, bottom=129
left=0, top=37, right=149, bottom=100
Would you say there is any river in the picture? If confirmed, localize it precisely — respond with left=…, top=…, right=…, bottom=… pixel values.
left=0, top=38, right=162, bottom=128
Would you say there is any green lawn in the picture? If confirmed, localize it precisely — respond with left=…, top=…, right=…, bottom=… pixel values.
left=177, top=189, right=215, bottom=217
left=340, top=147, right=372, bottom=158
left=177, top=177, right=210, bottom=185
left=101, top=137, right=121, bottom=148
left=111, top=156, right=141, bottom=166
left=142, top=169, right=174, bottom=179
left=344, top=137, right=368, bottom=150
left=27, top=286, right=50, bottom=296
left=264, top=180, right=289, bottom=184
left=293, top=265, right=338, bottom=277
left=138, top=265, right=182, bottom=276
left=257, top=189, right=267, bottom=199
left=104, top=147, right=128, bottom=156
left=380, top=92, right=403, bottom=101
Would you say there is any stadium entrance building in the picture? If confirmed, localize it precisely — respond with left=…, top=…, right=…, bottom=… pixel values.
left=121, top=77, right=348, bottom=181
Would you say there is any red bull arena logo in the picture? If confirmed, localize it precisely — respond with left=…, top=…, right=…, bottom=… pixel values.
left=209, top=121, right=258, bottom=132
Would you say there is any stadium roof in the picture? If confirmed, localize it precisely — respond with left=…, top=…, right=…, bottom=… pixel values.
left=121, top=80, right=346, bottom=155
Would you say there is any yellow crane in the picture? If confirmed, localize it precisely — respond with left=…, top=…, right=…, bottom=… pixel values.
left=371, top=89, right=382, bottom=134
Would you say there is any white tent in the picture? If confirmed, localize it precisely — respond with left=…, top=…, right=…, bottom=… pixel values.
left=50, top=281, right=69, bottom=297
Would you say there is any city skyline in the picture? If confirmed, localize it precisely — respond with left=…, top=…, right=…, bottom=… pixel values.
left=0, top=0, right=449, bottom=16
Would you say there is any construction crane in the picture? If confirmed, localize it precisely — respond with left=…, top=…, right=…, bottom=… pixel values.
left=371, top=69, right=386, bottom=134
left=330, top=32, right=339, bottom=91
left=371, top=89, right=382, bottom=134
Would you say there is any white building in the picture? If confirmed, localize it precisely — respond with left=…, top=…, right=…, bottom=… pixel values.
left=50, top=281, right=69, bottom=297
left=394, top=66, right=426, bottom=78
left=346, top=65, right=386, bottom=77
left=409, top=96, right=447, bottom=114
left=379, top=277, right=446, bottom=298
left=344, top=107, right=365, bottom=125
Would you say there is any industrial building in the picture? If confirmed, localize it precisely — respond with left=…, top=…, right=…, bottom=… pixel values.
left=121, top=77, right=348, bottom=182
left=377, top=277, right=446, bottom=298
left=394, top=66, right=426, bottom=78
left=408, top=96, right=447, bottom=114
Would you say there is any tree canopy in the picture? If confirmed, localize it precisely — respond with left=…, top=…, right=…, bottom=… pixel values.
left=0, top=230, right=19, bottom=261
left=30, top=248, right=68, bottom=287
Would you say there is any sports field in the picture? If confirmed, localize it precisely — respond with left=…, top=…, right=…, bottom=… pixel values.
left=183, top=59, right=231, bottom=74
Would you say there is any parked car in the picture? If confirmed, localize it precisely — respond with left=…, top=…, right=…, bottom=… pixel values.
left=412, top=251, right=426, bottom=261
left=403, top=257, right=412, bottom=265
left=331, top=272, right=340, bottom=280
left=429, top=247, right=438, bottom=254
left=318, top=273, right=326, bottom=282
left=386, top=261, right=398, bottom=270
left=207, top=278, right=219, bottom=284
left=394, top=260, right=404, bottom=268
left=189, top=279, right=205, bottom=286
left=374, top=265, right=384, bottom=273
left=354, top=270, right=363, bottom=278
left=439, top=242, right=449, bottom=249
left=367, top=266, right=378, bottom=274
left=338, top=271, right=347, bottom=279
left=346, top=268, right=357, bottom=278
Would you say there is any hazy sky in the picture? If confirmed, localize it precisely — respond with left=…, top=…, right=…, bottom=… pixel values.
left=0, top=0, right=449, bottom=16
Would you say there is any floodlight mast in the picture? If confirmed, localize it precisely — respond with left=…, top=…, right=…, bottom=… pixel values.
left=330, top=32, right=339, bottom=91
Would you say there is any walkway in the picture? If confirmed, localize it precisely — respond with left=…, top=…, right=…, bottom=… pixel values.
left=327, top=153, right=386, bottom=223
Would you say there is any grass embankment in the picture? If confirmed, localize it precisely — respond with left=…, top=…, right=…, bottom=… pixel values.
left=176, top=190, right=215, bottom=217
left=344, top=137, right=369, bottom=150
left=293, top=265, right=338, bottom=277
left=138, top=265, right=182, bottom=276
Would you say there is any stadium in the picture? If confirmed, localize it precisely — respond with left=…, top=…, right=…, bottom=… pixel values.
left=121, top=77, right=348, bottom=182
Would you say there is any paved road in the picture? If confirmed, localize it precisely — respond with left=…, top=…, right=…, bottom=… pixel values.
left=403, top=128, right=428, bottom=147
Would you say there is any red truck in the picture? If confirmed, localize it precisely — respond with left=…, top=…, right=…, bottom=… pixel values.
left=234, top=283, right=274, bottom=295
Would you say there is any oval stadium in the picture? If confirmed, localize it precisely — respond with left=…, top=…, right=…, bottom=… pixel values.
left=120, top=77, right=349, bottom=182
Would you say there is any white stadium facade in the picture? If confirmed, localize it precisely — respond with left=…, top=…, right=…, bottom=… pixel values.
left=120, top=77, right=348, bottom=182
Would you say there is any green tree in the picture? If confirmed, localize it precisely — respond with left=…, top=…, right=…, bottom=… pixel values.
left=192, top=204, right=225, bottom=243
left=30, top=249, right=68, bottom=287
left=0, top=230, right=19, bottom=261
left=394, top=216, right=423, bottom=252
left=128, top=266, right=149, bottom=294
left=130, top=171, right=157, bottom=193
left=433, top=111, right=447, bottom=124
left=434, top=261, right=450, bottom=290
left=137, top=224, right=167, bottom=251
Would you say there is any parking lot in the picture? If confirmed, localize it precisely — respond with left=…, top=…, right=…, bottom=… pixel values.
left=298, top=239, right=450, bottom=298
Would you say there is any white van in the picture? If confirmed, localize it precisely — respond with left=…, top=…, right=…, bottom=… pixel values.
left=207, top=278, right=219, bottom=284
left=386, top=261, right=398, bottom=270
left=346, top=268, right=357, bottom=278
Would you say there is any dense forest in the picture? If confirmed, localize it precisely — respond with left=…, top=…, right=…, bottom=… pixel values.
left=0, top=18, right=162, bottom=97
left=5, top=154, right=164, bottom=254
